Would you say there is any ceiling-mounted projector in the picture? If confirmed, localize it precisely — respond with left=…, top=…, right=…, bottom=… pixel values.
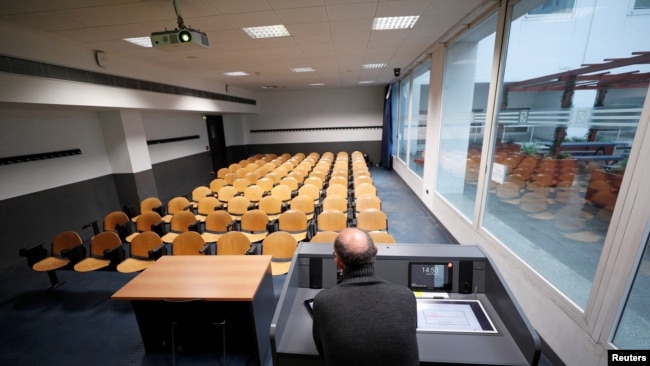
left=150, top=28, right=209, bottom=50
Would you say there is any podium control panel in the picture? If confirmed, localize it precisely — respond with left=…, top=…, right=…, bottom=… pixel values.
left=271, top=243, right=540, bottom=366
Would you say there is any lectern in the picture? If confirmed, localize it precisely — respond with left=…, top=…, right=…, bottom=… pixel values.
left=270, top=243, right=540, bottom=366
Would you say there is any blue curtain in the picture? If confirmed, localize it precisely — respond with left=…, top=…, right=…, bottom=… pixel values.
left=381, top=84, right=393, bottom=170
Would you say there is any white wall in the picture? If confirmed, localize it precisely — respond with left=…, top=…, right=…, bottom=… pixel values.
left=143, top=111, right=210, bottom=165
left=244, top=87, right=385, bottom=145
left=0, top=106, right=112, bottom=200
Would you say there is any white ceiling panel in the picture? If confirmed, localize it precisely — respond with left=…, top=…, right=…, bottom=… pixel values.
left=0, top=0, right=490, bottom=90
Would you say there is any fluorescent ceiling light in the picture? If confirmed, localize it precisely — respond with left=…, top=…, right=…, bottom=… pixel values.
left=309, top=83, right=325, bottom=86
left=224, top=71, right=249, bottom=76
left=124, top=37, right=152, bottom=48
left=362, top=63, right=387, bottom=69
left=243, top=24, right=290, bottom=39
left=291, top=67, right=315, bottom=73
left=372, top=16, right=420, bottom=30
left=359, top=80, right=375, bottom=84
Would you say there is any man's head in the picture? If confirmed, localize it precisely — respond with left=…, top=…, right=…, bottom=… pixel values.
left=333, top=228, right=378, bottom=269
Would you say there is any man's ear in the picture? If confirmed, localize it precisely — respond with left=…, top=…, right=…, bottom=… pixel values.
left=335, top=256, right=345, bottom=270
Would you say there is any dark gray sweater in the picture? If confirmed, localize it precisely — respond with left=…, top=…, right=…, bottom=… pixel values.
left=312, top=263, right=419, bottom=366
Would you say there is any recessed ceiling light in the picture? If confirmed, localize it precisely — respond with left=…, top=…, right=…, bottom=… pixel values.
left=359, top=80, right=375, bottom=84
left=291, top=67, right=315, bottom=73
left=362, top=63, right=387, bottom=69
left=372, top=16, right=420, bottom=30
left=224, top=71, right=249, bottom=77
left=262, top=85, right=279, bottom=89
left=309, top=83, right=325, bottom=86
left=124, top=37, right=152, bottom=48
left=243, top=25, right=290, bottom=39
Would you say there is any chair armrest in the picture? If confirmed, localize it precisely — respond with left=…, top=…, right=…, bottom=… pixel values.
left=199, top=244, right=212, bottom=255
left=115, top=222, right=132, bottom=242
left=188, top=220, right=201, bottom=233
left=153, top=204, right=166, bottom=217
left=248, top=203, right=257, bottom=210
left=245, top=245, right=258, bottom=255
left=19, top=242, right=48, bottom=267
left=104, top=245, right=126, bottom=268
left=148, top=244, right=168, bottom=260
left=61, top=244, right=87, bottom=265
left=151, top=220, right=166, bottom=237
left=268, top=219, right=279, bottom=233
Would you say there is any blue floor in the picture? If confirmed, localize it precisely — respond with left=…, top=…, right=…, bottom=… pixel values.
left=0, top=166, right=557, bottom=365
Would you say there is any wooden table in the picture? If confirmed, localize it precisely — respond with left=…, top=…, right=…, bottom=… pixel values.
left=112, top=255, right=275, bottom=365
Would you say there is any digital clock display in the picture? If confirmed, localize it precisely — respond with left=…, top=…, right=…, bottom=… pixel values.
left=409, top=262, right=453, bottom=291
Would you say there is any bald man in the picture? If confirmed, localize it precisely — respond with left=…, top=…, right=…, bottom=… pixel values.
left=311, top=228, right=419, bottom=366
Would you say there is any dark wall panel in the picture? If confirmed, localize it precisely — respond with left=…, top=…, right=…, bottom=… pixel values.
left=1, top=175, right=120, bottom=269
left=152, top=152, right=214, bottom=202
left=227, top=141, right=382, bottom=166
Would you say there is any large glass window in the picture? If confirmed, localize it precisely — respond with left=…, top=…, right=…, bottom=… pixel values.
left=407, top=63, right=430, bottom=177
left=483, top=0, right=649, bottom=308
left=398, top=78, right=411, bottom=162
left=435, top=13, right=498, bottom=219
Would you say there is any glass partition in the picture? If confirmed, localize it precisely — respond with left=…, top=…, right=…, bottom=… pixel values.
left=483, top=0, right=649, bottom=308
left=398, top=77, right=411, bottom=162
left=435, top=13, right=498, bottom=219
left=407, top=63, right=430, bottom=177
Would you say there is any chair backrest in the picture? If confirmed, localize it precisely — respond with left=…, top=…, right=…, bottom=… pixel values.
left=224, top=172, right=239, bottom=185
left=279, top=176, right=299, bottom=191
left=209, top=178, right=228, bottom=193
left=369, top=230, right=396, bottom=244
left=244, top=185, right=264, bottom=204
left=298, top=184, right=320, bottom=202
left=172, top=231, right=207, bottom=255
left=271, top=184, right=292, bottom=203
left=290, top=195, right=315, bottom=217
left=245, top=171, right=261, bottom=185
left=354, top=182, right=376, bottom=198
left=139, top=197, right=164, bottom=215
left=233, top=178, right=251, bottom=193
left=90, top=231, right=122, bottom=257
left=227, top=196, right=251, bottom=219
left=262, top=231, right=297, bottom=258
left=256, top=177, right=274, bottom=193
left=217, top=185, right=239, bottom=204
left=303, top=176, right=323, bottom=189
left=258, top=195, right=283, bottom=218
left=169, top=210, right=198, bottom=233
left=204, top=210, right=234, bottom=232
left=216, top=167, right=230, bottom=179
left=278, top=209, right=308, bottom=231
left=135, top=211, right=163, bottom=232
left=196, top=196, right=220, bottom=216
left=322, top=195, right=348, bottom=212
left=217, top=231, right=252, bottom=255
left=103, top=211, right=130, bottom=232
left=326, top=183, right=348, bottom=198
left=191, top=186, right=212, bottom=203
left=317, top=209, right=348, bottom=232
left=130, top=231, right=163, bottom=258
left=240, top=209, right=269, bottom=232
left=166, top=196, right=192, bottom=216
left=355, top=194, right=382, bottom=212
left=52, top=231, right=83, bottom=255
left=355, top=209, right=388, bottom=232
left=310, top=230, right=339, bottom=243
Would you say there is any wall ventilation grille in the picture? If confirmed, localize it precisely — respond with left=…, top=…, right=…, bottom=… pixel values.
left=250, top=126, right=382, bottom=133
left=147, top=135, right=200, bottom=145
left=1, top=149, right=82, bottom=165
left=0, top=54, right=256, bottom=106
